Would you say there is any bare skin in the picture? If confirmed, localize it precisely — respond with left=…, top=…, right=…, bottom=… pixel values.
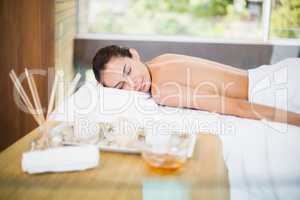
left=99, top=48, right=300, bottom=127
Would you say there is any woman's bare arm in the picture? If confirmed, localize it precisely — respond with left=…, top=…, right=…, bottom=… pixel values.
left=152, top=83, right=300, bottom=127
left=230, top=99, right=300, bottom=127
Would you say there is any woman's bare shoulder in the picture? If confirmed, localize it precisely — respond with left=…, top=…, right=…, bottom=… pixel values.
left=147, top=53, right=193, bottom=64
left=156, top=53, right=196, bottom=60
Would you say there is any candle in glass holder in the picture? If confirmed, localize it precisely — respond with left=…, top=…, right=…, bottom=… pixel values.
left=142, top=129, right=188, bottom=172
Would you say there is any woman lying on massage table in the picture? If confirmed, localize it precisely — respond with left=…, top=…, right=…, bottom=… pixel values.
left=92, top=45, right=300, bottom=127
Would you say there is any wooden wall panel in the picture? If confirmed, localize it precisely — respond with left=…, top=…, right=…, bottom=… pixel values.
left=55, top=0, right=77, bottom=103
left=0, top=0, right=21, bottom=151
left=0, top=0, right=55, bottom=150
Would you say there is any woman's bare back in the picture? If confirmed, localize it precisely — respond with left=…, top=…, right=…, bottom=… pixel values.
left=146, top=54, right=249, bottom=100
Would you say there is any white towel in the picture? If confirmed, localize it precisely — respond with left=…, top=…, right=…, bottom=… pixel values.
left=220, top=119, right=300, bottom=200
left=22, top=145, right=99, bottom=174
left=248, top=58, right=300, bottom=113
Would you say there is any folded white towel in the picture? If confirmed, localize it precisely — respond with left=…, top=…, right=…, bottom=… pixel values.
left=248, top=58, right=300, bottom=113
left=22, top=145, right=99, bottom=174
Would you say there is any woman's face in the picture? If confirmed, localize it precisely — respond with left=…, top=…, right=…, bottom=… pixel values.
left=99, top=56, right=151, bottom=93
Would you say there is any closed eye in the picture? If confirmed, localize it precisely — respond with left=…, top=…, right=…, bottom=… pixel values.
left=126, top=65, right=131, bottom=76
left=115, top=81, right=125, bottom=89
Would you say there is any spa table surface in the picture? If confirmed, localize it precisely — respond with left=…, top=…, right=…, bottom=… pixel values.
left=0, top=122, right=229, bottom=200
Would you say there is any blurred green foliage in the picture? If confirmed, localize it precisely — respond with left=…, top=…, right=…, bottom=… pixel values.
left=88, top=0, right=300, bottom=39
left=191, top=0, right=233, bottom=17
left=88, top=0, right=263, bottom=39
left=271, top=0, right=300, bottom=38
left=131, top=0, right=233, bottom=16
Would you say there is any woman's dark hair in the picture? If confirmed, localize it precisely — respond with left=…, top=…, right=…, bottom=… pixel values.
left=92, top=45, right=132, bottom=82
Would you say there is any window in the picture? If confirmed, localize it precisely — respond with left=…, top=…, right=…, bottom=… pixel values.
left=77, top=0, right=300, bottom=41
left=270, top=0, right=300, bottom=39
